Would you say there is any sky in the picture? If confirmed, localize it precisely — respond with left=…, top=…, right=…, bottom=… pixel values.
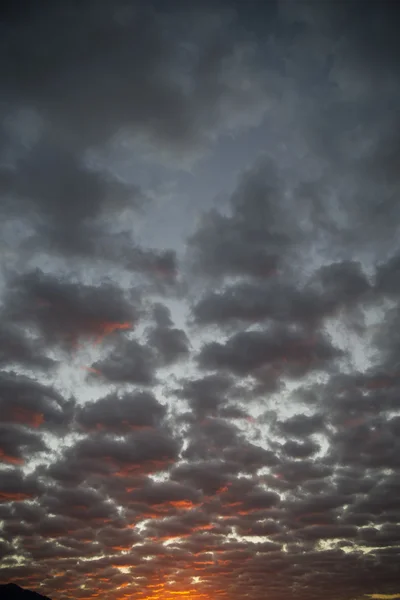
left=0, top=1, right=400, bottom=600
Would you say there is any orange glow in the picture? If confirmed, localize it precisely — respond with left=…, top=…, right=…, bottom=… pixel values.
left=137, top=583, right=211, bottom=600
left=0, top=491, right=33, bottom=501
left=111, top=457, right=175, bottom=477
left=195, top=524, right=214, bottom=531
left=0, top=449, right=23, bottom=464
left=151, top=534, right=190, bottom=542
left=92, top=321, right=132, bottom=346
left=111, top=545, right=133, bottom=552
left=81, top=365, right=102, bottom=376
left=12, top=407, right=44, bottom=428
left=169, top=500, right=197, bottom=510
left=126, top=423, right=154, bottom=431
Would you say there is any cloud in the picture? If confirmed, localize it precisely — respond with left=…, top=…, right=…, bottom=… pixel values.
left=3, top=270, right=136, bottom=351
left=75, top=390, right=166, bottom=433
left=188, top=158, right=291, bottom=281
left=0, top=371, right=72, bottom=433
left=55, top=427, right=180, bottom=479
left=1, top=2, right=400, bottom=600
left=91, top=339, right=157, bottom=386
left=0, top=470, right=42, bottom=503
left=198, top=325, right=342, bottom=380
left=191, top=260, right=371, bottom=332
left=1, top=135, right=139, bottom=255
left=0, top=322, right=55, bottom=371
left=0, top=1, right=270, bottom=156
left=0, top=425, right=47, bottom=465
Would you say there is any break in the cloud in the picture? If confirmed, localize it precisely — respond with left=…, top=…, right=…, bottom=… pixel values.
left=1, top=2, right=400, bottom=600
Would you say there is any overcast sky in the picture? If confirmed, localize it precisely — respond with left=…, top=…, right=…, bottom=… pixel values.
left=1, top=2, right=400, bottom=600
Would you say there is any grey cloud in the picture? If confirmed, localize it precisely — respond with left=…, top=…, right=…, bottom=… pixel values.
left=92, top=338, right=157, bottom=386
left=175, top=373, right=233, bottom=417
left=275, top=413, right=325, bottom=438
left=76, top=390, right=166, bottom=433
left=61, top=428, right=180, bottom=477
left=281, top=439, right=320, bottom=459
left=198, top=325, right=342, bottom=379
left=0, top=425, right=47, bottom=465
left=0, top=323, right=55, bottom=371
left=128, top=479, right=201, bottom=507
left=3, top=270, right=136, bottom=351
left=0, top=469, right=42, bottom=503
left=40, top=485, right=119, bottom=523
left=146, top=311, right=190, bottom=366
left=0, top=1, right=270, bottom=155
left=192, top=260, right=371, bottom=335
left=0, top=371, right=72, bottom=432
left=170, top=459, right=234, bottom=496
left=188, top=159, right=291, bottom=281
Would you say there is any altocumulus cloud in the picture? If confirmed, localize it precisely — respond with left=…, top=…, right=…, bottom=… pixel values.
left=1, top=2, right=400, bottom=600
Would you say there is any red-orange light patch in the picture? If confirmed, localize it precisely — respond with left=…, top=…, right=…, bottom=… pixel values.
left=0, top=449, right=23, bottom=465
left=93, top=321, right=133, bottom=346
left=11, top=408, right=44, bottom=428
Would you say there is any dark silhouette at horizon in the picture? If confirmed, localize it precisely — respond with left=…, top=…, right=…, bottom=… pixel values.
left=0, top=583, right=52, bottom=600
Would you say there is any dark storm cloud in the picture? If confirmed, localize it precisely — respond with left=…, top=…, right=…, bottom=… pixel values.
left=91, top=309, right=190, bottom=383
left=75, top=390, right=166, bottom=434
left=175, top=373, right=233, bottom=417
left=0, top=0, right=269, bottom=154
left=0, top=129, right=173, bottom=281
left=0, top=135, right=139, bottom=256
left=50, top=427, right=181, bottom=480
left=281, top=438, right=320, bottom=459
left=275, top=413, right=325, bottom=438
left=0, top=371, right=72, bottom=432
left=0, top=425, right=47, bottom=465
left=0, top=469, right=42, bottom=503
left=151, top=303, right=174, bottom=328
left=182, top=418, right=242, bottom=461
left=92, top=338, right=157, bottom=386
left=170, top=460, right=234, bottom=496
left=192, top=260, right=371, bottom=331
left=179, top=417, right=278, bottom=477
left=3, top=270, right=136, bottom=351
left=146, top=325, right=190, bottom=367
left=40, top=484, right=120, bottom=523
left=128, top=479, right=201, bottom=508
left=375, top=253, right=400, bottom=298
left=198, top=325, right=342, bottom=380
left=188, top=158, right=291, bottom=281
left=0, top=322, right=55, bottom=371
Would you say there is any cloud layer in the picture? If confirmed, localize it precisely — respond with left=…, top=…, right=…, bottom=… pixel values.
left=1, top=2, right=400, bottom=600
